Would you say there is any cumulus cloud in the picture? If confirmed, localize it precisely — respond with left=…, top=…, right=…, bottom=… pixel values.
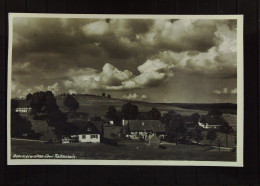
left=82, top=20, right=109, bottom=35
left=134, top=59, right=174, bottom=87
left=47, top=82, right=60, bottom=95
left=62, top=59, right=175, bottom=92
left=123, top=93, right=148, bottom=101
left=99, top=63, right=133, bottom=86
left=11, top=17, right=237, bottom=102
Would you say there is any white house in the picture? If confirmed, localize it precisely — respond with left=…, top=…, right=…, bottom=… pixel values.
left=15, top=100, right=32, bottom=113
left=77, top=122, right=101, bottom=143
left=198, top=115, right=226, bottom=129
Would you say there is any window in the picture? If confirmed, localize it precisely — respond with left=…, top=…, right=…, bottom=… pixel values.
left=87, top=127, right=91, bottom=132
left=91, top=135, right=98, bottom=139
left=82, top=134, right=86, bottom=139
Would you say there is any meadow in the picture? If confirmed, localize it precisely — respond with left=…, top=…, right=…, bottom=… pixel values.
left=11, top=139, right=236, bottom=161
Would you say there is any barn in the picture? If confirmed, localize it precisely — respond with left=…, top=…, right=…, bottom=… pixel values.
left=125, top=120, right=165, bottom=141
left=198, top=115, right=226, bottom=129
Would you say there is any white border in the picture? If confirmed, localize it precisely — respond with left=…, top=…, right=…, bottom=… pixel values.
left=7, top=13, right=244, bottom=166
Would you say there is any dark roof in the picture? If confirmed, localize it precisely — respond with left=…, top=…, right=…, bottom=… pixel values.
left=17, top=100, right=30, bottom=107
left=200, top=115, right=227, bottom=125
left=92, top=121, right=104, bottom=134
left=125, top=120, right=165, bottom=133
left=71, top=121, right=101, bottom=135
left=79, top=122, right=100, bottom=134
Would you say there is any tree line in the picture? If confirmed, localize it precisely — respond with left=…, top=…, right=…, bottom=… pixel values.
left=105, top=103, right=234, bottom=146
left=13, top=91, right=234, bottom=146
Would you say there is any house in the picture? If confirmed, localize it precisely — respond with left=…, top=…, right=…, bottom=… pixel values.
left=77, top=122, right=101, bottom=143
left=64, top=121, right=103, bottom=143
left=109, top=120, right=114, bottom=125
left=148, top=134, right=160, bottom=148
left=198, top=115, right=226, bottom=129
left=15, top=100, right=32, bottom=114
left=125, top=120, right=165, bottom=141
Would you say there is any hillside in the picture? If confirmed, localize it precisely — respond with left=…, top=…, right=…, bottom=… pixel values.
left=56, top=95, right=208, bottom=118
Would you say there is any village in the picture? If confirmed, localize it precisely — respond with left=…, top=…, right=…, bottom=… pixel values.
left=11, top=91, right=237, bottom=161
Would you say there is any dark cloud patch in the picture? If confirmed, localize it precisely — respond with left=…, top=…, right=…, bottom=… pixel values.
left=11, top=17, right=237, bottom=103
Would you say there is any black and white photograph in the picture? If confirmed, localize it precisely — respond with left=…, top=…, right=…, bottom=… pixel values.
left=7, top=14, right=243, bottom=166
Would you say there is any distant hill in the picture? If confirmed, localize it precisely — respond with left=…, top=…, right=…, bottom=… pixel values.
left=56, top=95, right=210, bottom=118
left=161, top=103, right=237, bottom=115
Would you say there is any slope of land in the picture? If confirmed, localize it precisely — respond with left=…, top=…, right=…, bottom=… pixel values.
left=56, top=95, right=208, bottom=118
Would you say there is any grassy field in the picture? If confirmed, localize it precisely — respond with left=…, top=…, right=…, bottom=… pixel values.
left=56, top=95, right=208, bottom=118
left=11, top=139, right=236, bottom=161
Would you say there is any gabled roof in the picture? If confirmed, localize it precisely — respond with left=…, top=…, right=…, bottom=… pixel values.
left=79, top=122, right=100, bottom=134
left=125, top=120, right=165, bottom=133
left=200, top=115, right=227, bottom=126
left=71, top=121, right=101, bottom=135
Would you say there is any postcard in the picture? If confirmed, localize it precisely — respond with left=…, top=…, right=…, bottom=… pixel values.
left=7, top=13, right=243, bottom=166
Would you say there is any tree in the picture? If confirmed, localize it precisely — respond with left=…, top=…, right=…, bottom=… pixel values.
left=165, top=113, right=186, bottom=143
left=30, top=91, right=59, bottom=115
left=45, top=91, right=59, bottom=113
left=114, top=111, right=123, bottom=126
left=191, top=126, right=204, bottom=144
left=105, top=106, right=117, bottom=121
left=11, top=99, right=33, bottom=137
left=206, top=129, right=217, bottom=145
left=148, top=107, right=161, bottom=120
left=207, top=109, right=222, bottom=117
left=30, top=91, right=47, bottom=113
left=105, top=106, right=123, bottom=126
left=11, top=112, right=33, bottom=137
left=63, top=95, right=79, bottom=112
left=26, top=93, right=33, bottom=101
left=161, top=110, right=177, bottom=124
left=137, top=112, right=151, bottom=120
left=219, top=122, right=233, bottom=147
left=11, top=99, right=18, bottom=112
left=121, top=102, right=139, bottom=120
left=191, top=112, right=200, bottom=125
left=47, top=110, right=74, bottom=140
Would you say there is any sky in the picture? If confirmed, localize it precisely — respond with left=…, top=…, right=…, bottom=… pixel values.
left=11, top=17, right=237, bottom=103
